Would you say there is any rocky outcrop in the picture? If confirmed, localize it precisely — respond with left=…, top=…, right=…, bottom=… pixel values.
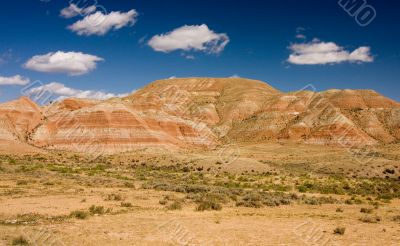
left=0, top=78, right=399, bottom=153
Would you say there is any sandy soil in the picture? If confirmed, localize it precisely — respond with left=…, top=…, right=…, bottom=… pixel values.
left=0, top=187, right=399, bottom=245
left=0, top=143, right=399, bottom=245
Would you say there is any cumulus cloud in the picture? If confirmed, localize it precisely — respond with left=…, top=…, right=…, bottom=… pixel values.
left=287, top=40, right=374, bottom=65
left=68, top=10, right=138, bottom=36
left=60, top=3, right=96, bottom=18
left=24, top=51, right=104, bottom=76
left=26, top=82, right=129, bottom=101
left=0, top=75, right=30, bottom=85
left=148, top=24, right=229, bottom=54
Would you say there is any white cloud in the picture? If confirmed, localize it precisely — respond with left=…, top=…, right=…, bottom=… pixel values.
left=295, top=34, right=306, bottom=39
left=229, top=74, right=240, bottom=78
left=68, top=10, right=138, bottom=36
left=148, top=24, right=229, bottom=54
left=295, top=27, right=307, bottom=39
left=60, top=3, right=96, bottom=18
left=296, top=27, right=306, bottom=33
left=287, top=40, right=374, bottom=65
left=185, top=55, right=195, bottom=60
left=24, top=51, right=103, bottom=76
left=26, top=82, right=129, bottom=101
left=0, top=75, right=30, bottom=85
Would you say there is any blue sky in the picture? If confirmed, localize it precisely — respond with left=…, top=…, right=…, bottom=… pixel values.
left=0, top=0, right=399, bottom=103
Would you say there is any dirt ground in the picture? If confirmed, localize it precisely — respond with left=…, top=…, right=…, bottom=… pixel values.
left=0, top=188, right=399, bottom=245
left=0, top=143, right=399, bottom=245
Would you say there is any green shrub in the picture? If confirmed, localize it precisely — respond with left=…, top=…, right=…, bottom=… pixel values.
left=196, top=200, right=222, bottom=211
left=392, top=215, right=400, bottom=222
left=89, top=205, right=105, bottom=215
left=121, top=202, right=133, bottom=207
left=191, top=192, right=229, bottom=204
left=192, top=193, right=223, bottom=211
left=235, top=192, right=302, bottom=208
left=124, top=182, right=135, bottom=188
left=352, top=197, right=363, bottom=204
left=70, top=210, right=89, bottom=220
left=105, top=193, right=123, bottom=201
left=377, top=194, right=393, bottom=201
left=360, top=208, right=373, bottom=214
left=12, top=236, right=29, bottom=245
left=236, top=193, right=263, bottom=208
left=1, top=213, right=43, bottom=225
left=336, top=208, right=344, bottom=213
left=303, top=197, right=321, bottom=205
left=167, top=201, right=183, bottom=210
left=333, top=227, right=346, bottom=235
left=345, top=199, right=353, bottom=205
left=298, top=185, right=308, bottom=193
left=360, top=215, right=381, bottom=223
left=16, top=180, right=28, bottom=186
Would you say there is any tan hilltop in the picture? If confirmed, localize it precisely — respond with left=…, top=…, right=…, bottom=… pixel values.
left=0, top=77, right=399, bottom=154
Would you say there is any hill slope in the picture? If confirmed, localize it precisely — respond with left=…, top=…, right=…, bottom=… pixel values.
left=0, top=78, right=399, bottom=153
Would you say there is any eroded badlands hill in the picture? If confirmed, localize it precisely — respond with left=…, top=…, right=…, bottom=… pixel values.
left=0, top=96, right=43, bottom=143
left=0, top=78, right=399, bottom=153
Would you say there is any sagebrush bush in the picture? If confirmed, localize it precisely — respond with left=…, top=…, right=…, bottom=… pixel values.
left=333, top=227, right=346, bottom=235
left=105, top=193, right=123, bottom=201
left=16, top=180, right=28, bottom=186
left=12, top=236, right=29, bottom=245
left=392, top=215, right=400, bottom=222
left=195, top=193, right=223, bottom=211
left=360, top=215, right=381, bottom=223
left=89, top=205, right=105, bottom=215
left=235, top=192, right=263, bottom=208
left=336, top=208, right=344, bottom=213
left=70, top=210, right=88, bottom=220
left=360, top=208, right=373, bottom=214
left=196, top=200, right=222, bottom=211
left=167, top=201, right=183, bottom=210
left=121, top=202, right=133, bottom=207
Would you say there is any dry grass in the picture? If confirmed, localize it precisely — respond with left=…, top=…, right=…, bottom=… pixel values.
left=0, top=143, right=399, bottom=245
